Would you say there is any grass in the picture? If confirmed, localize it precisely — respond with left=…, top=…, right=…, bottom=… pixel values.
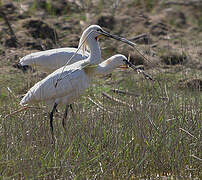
left=128, top=0, right=158, bottom=12
left=0, top=67, right=201, bottom=179
left=0, top=0, right=201, bottom=178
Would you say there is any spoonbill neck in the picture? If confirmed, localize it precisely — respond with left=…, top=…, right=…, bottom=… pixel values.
left=83, top=57, right=123, bottom=77
left=94, top=58, right=119, bottom=75
left=86, top=37, right=101, bottom=65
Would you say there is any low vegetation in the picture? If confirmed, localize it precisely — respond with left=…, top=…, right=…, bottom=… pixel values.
left=0, top=0, right=201, bottom=179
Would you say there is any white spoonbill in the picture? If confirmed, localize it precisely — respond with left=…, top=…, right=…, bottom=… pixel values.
left=19, top=25, right=136, bottom=72
left=20, top=54, right=137, bottom=136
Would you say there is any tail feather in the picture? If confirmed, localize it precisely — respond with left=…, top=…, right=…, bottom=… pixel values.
left=20, top=94, right=29, bottom=105
left=19, top=56, right=27, bottom=66
left=19, top=55, right=34, bottom=66
left=20, top=91, right=34, bottom=105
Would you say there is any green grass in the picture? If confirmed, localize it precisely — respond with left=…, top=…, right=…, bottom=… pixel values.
left=0, top=0, right=201, bottom=178
left=0, top=68, right=201, bottom=179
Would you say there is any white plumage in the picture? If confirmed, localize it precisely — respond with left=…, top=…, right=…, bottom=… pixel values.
left=19, top=25, right=119, bottom=72
left=19, top=48, right=89, bottom=72
left=20, top=54, right=136, bottom=137
left=19, top=25, right=103, bottom=72
left=20, top=54, right=130, bottom=106
left=19, top=23, right=137, bottom=140
left=20, top=60, right=90, bottom=105
left=19, top=24, right=136, bottom=73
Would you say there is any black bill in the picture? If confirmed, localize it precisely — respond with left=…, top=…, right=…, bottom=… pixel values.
left=100, top=30, right=136, bottom=48
left=123, top=59, right=154, bottom=81
left=123, top=59, right=138, bottom=71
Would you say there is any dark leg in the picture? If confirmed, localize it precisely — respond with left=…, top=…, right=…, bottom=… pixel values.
left=69, top=104, right=74, bottom=114
left=62, top=104, right=69, bottom=130
left=69, top=104, right=76, bottom=120
left=49, top=103, right=58, bottom=139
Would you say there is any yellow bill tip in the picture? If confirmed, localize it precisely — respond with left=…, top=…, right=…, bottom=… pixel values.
left=95, top=34, right=103, bottom=41
left=118, top=65, right=128, bottom=70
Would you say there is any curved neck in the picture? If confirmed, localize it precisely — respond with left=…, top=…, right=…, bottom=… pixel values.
left=86, top=37, right=101, bottom=65
left=94, top=58, right=119, bottom=75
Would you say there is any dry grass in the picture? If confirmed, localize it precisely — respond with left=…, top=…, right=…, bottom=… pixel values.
left=0, top=0, right=201, bottom=179
left=0, top=68, right=201, bottom=179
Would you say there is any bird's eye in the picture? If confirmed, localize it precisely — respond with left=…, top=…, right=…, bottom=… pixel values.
left=123, top=59, right=131, bottom=66
left=97, top=28, right=102, bottom=32
left=123, top=59, right=127, bottom=63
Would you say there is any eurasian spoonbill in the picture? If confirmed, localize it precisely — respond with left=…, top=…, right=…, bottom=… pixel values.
left=19, top=25, right=136, bottom=72
left=20, top=54, right=137, bottom=137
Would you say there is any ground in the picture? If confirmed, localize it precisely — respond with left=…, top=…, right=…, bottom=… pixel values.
left=0, top=0, right=201, bottom=179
